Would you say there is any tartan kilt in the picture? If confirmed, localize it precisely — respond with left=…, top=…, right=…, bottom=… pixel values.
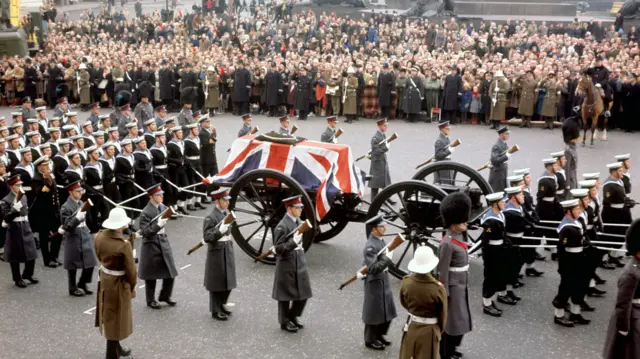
left=363, top=85, right=379, bottom=118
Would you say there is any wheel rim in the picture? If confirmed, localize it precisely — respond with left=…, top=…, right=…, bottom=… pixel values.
left=313, top=218, right=350, bottom=243
left=366, top=181, right=448, bottom=279
left=228, top=169, right=317, bottom=264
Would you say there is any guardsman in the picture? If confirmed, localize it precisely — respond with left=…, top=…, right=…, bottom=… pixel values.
left=480, top=192, right=508, bottom=317
left=87, top=102, right=101, bottom=131
left=369, top=118, right=392, bottom=201
left=167, top=127, right=189, bottom=215
left=278, top=116, right=291, bottom=136
left=361, top=214, right=397, bottom=350
left=488, top=70, right=511, bottom=130
left=133, top=137, right=154, bottom=208
left=138, top=183, right=178, bottom=309
left=507, top=175, right=543, bottom=278
left=437, top=192, right=472, bottom=359
left=563, top=116, right=580, bottom=188
left=615, top=153, right=633, bottom=196
left=552, top=199, right=590, bottom=327
left=143, top=119, right=157, bottom=149
left=61, top=181, right=97, bottom=296
left=150, top=131, right=174, bottom=211
left=84, top=146, right=106, bottom=233
left=320, top=116, right=339, bottom=143
left=434, top=121, right=455, bottom=185
left=398, top=246, right=447, bottom=359
left=551, top=151, right=568, bottom=201
left=100, top=142, right=120, bottom=205
left=272, top=195, right=312, bottom=333
left=184, top=123, right=205, bottom=210
left=344, top=67, right=359, bottom=123
left=31, top=155, right=62, bottom=268
left=602, top=219, right=640, bottom=359
left=601, top=162, right=632, bottom=267
left=237, top=114, right=254, bottom=137
left=536, top=158, right=564, bottom=260
left=1, top=174, right=39, bottom=288
left=198, top=116, right=217, bottom=199
left=202, top=189, right=236, bottom=321
left=488, top=126, right=511, bottom=192
left=115, top=139, right=138, bottom=218
left=94, top=207, right=136, bottom=359
left=154, top=106, right=168, bottom=129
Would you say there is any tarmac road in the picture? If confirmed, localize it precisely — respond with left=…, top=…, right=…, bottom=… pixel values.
left=0, top=106, right=637, bottom=359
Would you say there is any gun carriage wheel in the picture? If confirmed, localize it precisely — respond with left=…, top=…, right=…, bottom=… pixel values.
left=228, top=169, right=317, bottom=264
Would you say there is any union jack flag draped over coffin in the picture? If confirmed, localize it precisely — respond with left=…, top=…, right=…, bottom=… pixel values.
left=213, top=136, right=367, bottom=220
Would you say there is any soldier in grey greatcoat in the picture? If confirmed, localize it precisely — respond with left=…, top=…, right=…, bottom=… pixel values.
left=1, top=175, right=39, bottom=288
left=360, top=214, right=397, bottom=351
left=237, top=114, right=254, bottom=137
left=563, top=116, right=580, bottom=190
left=202, top=189, right=237, bottom=321
left=602, top=219, right=640, bottom=359
left=138, top=184, right=178, bottom=309
left=488, top=126, right=512, bottom=192
left=272, top=195, right=312, bottom=333
left=320, top=116, right=339, bottom=143
left=434, top=121, right=455, bottom=185
left=369, top=119, right=392, bottom=200
left=133, top=81, right=154, bottom=131
left=278, top=116, right=292, bottom=136
left=61, top=181, right=97, bottom=296
left=437, top=192, right=472, bottom=359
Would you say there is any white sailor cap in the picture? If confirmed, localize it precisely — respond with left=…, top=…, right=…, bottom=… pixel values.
left=570, top=188, right=589, bottom=198
left=198, top=115, right=210, bottom=123
left=85, top=145, right=98, bottom=153
left=486, top=192, right=504, bottom=203
left=579, top=180, right=597, bottom=189
left=101, top=142, right=116, bottom=149
left=36, top=106, right=46, bottom=111
left=125, top=122, right=138, bottom=129
left=583, top=172, right=600, bottom=180
left=615, top=153, right=631, bottom=161
left=62, top=125, right=76, bottom=131
left=0, top=126, right=7, bottom=132
left=93, top=131, right=105, bottom=137
left=5, top=134, right=19, bottom=141
left=560, top=199, right=580, bottom=208
left=66, top=149, right=79, bottom=158
left=153, top=131, right=166, bottom=137
left=164, top=117, right=177, bottom=124
left=10, top=122, right=23, bottom=128
left=66, top=112, right=78, bottom=117
left=507, top=175, right=524, bottom=184
left=550, top=151, right=565, bottom=158
left=25, top=131, right=40, bottom=138
left=11, top=112, right=23, bottom=117
left=107, top=127, right=119, bottom=133
left=50, top=116, right=62, bottom=122
left=186, top=123, right=198, bottom=129
left=19, top=147, right=32, bottom=154
left=69, top=135, right=83, bottom=141
left=169, top=127, right=182, bottom=133
left=120, top=138, right=133, bottom=146
left=513, top=168, right=530, bottom=176
left=99, top=115, right=110, bottom=120
left=133, top=137, right=145, bottom=144
left=542, top=158, right=557, bottom=165
left=144, top=119, right=155, bottom=126
left=57, top=139, right=71, bottom=145
left=39, top=143, right=50, bottom=150
left=26, top=118, right=38, bottom=123
left=606, top=162, right=623, bottom=169
left=82, top=122, right=92, bottom=128
left=34, top=155, right=50, bottom=166
left=47, top=127, right=60, bottom=133
left=504, top=186, right=522, bottom=195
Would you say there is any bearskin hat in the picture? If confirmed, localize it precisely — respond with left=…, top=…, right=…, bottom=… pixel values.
left=138, top=81, right=153, bottom=100
left=440, top=192, right=472, bottom=227
left=181, top=86, right=198, bottom=106
left=115, top=90, right=132, bottom=107
left=562, top=116, right=581, bottom=144
left=626, top=219, right=640, bottom=254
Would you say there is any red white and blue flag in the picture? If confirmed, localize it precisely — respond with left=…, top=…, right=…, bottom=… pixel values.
left=213, top=136, right=366, bottom=220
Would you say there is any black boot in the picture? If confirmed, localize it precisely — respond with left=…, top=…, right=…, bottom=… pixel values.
left=507, top=290, right=521, bottom=301
left=587, top=287, right=606, bottom=297
left=594, top=274, right=607, bottom=285
left=195, top=202, right=206, bottom=210
left=187, top=204, right=197, bottom=211
left=280, top=321, right=298, bottom=333
left=483, top=304, right=503, bottom=316
left=554, top=315, right=574, bottom=327
left=600, top=260, right=616, bottom=270
left=580, top=301, right=596, bottom=312
left=497, top=294, right=517, bottom=305
left=525, top=267, right=544, bottom=277
left=212, top=312, right=228, bottom=321
left=365, top=341, right=385, bottom=350
left=569, top=313, right=591, bottom=325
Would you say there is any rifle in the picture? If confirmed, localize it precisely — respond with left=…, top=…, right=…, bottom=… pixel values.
left=329, top=128, right=344, bottom=142
left=187, top=211, right=236, bottom=255
left=250, top=126, right=259, bottom=135
left=415, top=138, right=461, bottom=169
left=50, top=199, right=94, bottom=238
left=15, top=188, right=24, bottom=204
left=342, top=76, right=348, bottom=104
left=291, top=124, right=299, bottom=135
left=355, top=132, right=399, bottom=162
left=338, top=234, right=406, bottom=290
left=255, top=219, right=313, bottom=262
left=477, top=144, right=519, bottom=172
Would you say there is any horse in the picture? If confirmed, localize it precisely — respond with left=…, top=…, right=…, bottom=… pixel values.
left=576, top=75, right=605, bottom=147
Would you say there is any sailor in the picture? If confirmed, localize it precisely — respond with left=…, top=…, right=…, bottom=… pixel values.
left=163, top=117, right=177, bottom=140
left=488, top=126, right=512, bottom=192
left=480, top=192, right=509, bottom=317
left=6, top=135, right=22, bottom=172
left=601, top=162, right=632, bottom=267
left=13, top=148, right=36, bottom=222
left=361, top=214, right=397, bottom=350
left=272, top=195, right=312, bottom=333
left=320, top=116, right=339, bottom=143
left=434, top=121, right=455, bottom=185
left=508, top=175, right=543, bottom=279
left=202, top=189, right=236, bottom=321
left=502, top=186, right=529, bottom=299
left=52, top=139, right=71, bottom=188
left=124, top=122, right=139, bottom=140
left=61, top=181, right=98, bottom=297
left=70, top=135, right=88, bottom=166
left=184, top=123, right=206, bottom=210
left=92, top=131, right=106, bottom=153
left=114, top=139, right=138, bottom=218
left=536, top=158, right=564, bottom=260
left=132, top=137, right=154, bottom=209
left=369, top=118, right=392, bottom=201
left=65, top=111, right=81, bottom=135
left=97, top=115, right=111, bottom=132
left=84, top=145, right=106, bottom=233
left=106, top=127, right=121, bottom=154
left=86, top=102, right=101, bottom=131
left=30, top=155, right=62, bottom=268
left=278, top=116, right=291, bottom=136
left=35, top=106, right=48, bottom=140
left=81, top=122, right=95, bottom=148
left=167, top=127, right=189, bottom=215
left=10, top=123, right=26, bottom=147
left=143, top=119, right=157, bottom=149
left=1, top=174, right=39, bottom=288
left=615, top=153, right=632, bottom=196
left=551, top=151, right=568, bottom=201
left=150, top=131, right=175, bottom=211
left=437, top=192, right=472, bottom=359
left=46, top=127, right=61, bottom=156
left=138, top=183, right=178, bottom=309
left=237, top=114, right=254, bottom=137
left=552, top=199, right=591, bottom=327
left=513, top=168, right=544, bottom=261
left=198, top=115, right=217, bottom=200
left=100, top=142, right=120, bottom=205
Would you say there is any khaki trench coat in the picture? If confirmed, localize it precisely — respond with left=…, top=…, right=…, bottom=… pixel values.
left=343, top=76, right=358, bottom=115
left=518, top=79, right=537, bottom=116
left=204, top=72, right=220, bottom=109
left=94, top=229, right=137, bottom=341
left=539, top=79, right=560, bottom=117
left=488, top=77, right=510, bottom=121
left=78, top=70, right=91, bottom=105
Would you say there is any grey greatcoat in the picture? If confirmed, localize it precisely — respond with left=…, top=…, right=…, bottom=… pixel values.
left=377, top=72, right=394, bottom=108
left=138, top=202, right=178, bottom=280
left=238, top=124, right=252, bottom=137
left=436, top=230, right=472, bottom=336
left=603, top=257, right=640, bottom=359
left=434, top=133, right=453, bottom=185
left=442, top=74, right=462, bottom=111
left=488, top=139, right=509, bottom=192
left=362, top=233, right=397, bottom=325
left=61, top=197, right=98, bottom=270
left=320, top=127, right=337, bottom=143
left=404, top=76, right=424, bottom=114
left=202, top=207, right=237, bottom=292
left=271, top=214, right=313, bottom=302
left=1, top=191, right=37, bottom=263
left=564, top=144, right=578, bottom=190
left=368, top=130, right=391, bottom=189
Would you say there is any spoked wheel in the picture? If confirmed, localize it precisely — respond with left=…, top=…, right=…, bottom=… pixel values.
left=314, top=218, right=350, bottom=243
left=366, top=181, right=448, bottom=279
left=228, top=169, right=317, bottom=264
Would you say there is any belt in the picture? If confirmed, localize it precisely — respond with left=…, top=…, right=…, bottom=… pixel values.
left=587, top=224, right=594, bottom=230
left=506, top=232, right=524, bottom=238
left=22, top=186, right=32, bottom=191
left=78, top=222, right=86, bottom=228
left=127, top=174, right=134, bottom=178
left=488, top=240, right=504, bottom=245
left=610, top=203, right=625, bottom=209
left=93, top=185, right=103, bottom=190
left=155, top=165, right=167, bottom=169
left=410, top=315, right=438, bottom=325
left=542, top=197, right=555, bottom=202
left=219, top=236, right=231, bottom=242
left=186, top=156, right=200, bottom=160
left=100, top=265, right=125, bottom=276
left=565, top=247, right=583, bottom=253
left=449, top=265, right=469, bottom=272
left=632, top=299, right=640, bottom=304
left=557, top=190, right=565, bottom=195
left=13, top=216, right=27, bottom=222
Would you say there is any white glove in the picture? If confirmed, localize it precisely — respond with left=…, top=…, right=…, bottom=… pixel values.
left=219, top=223, right=229, bottom=234
left=386, top=249, right=394, bottom=260
left=76, top=211, right=86, bottom=221
left=293, top=232, right=303, bottom=245
left=12, top=201, right=23, bottom=211
left=506, top=153, right=512, bottom=160
left=332, top=137, right=338, bottom=144
left=619, top=331, right=628, bottom=336
left=1, top=221, right=7, bottom=228
left=356, top=271, right=366, bottom=279
left=157, top=218, right=167, bottom=228
left=448, top=146, right=455, bottom=153
left=366, top=153, right=371, bottom=159
left=385, top=142, right=391, bottom=150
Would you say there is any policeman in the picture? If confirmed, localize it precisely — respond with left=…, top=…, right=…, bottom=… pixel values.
left=434, top=121, right=455, bottom=185
left=552, top=199, right=590, bottom=327
left=601, top=162, right=632, bottom=267
left=488, top=126, right=512, bottom=193
left=536, top=158, right=564, bottom=260
left=551, top=151, right=568, bottom=201
left=369, top=118, right=392, bottom=201
left=320, top=116, right=339, bottom=143
left=237, top=114, right=254, bottom=137
left=202, top=189, right=236, bottom=321
left=480, top=192, right=508, bottom=317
